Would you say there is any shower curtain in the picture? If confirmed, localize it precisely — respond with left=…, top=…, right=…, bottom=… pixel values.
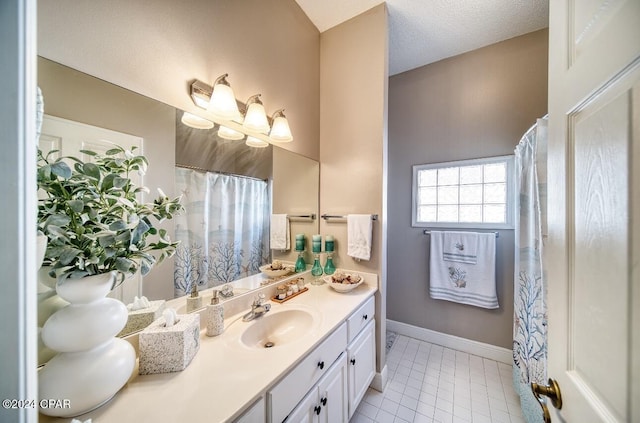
left=173, top=168, right=269, bottom=297
left=513, top=117, right=548, bottom=422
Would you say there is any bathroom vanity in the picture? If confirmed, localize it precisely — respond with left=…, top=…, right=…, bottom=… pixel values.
left=40, top=270, right=377, bottom=423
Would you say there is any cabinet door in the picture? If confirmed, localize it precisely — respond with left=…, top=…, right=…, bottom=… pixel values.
left=318, top=354, right=348, bottom=423
left=347, top=320, right=375, bottom=419
left=269, top=323, right=347, bottom=423
left=285, top=388, right=319, bottom=423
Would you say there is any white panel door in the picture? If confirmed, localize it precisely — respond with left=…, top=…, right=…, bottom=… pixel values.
left=39, top=115, right=144, bottom=304
left=547, top=1, right=640, bottom=422
left=347, top=320, right=375, bottom=418
left=284, top=388, right=318, bottom=423
left=318, top=354, right=348, bottom=423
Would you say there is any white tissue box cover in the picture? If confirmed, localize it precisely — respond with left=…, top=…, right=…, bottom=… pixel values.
left=118, top=300, right=166, bottom=337
left=138, top=313, right=200, bottom=375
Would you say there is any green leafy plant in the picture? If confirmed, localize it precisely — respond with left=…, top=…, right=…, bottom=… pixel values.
left=37, top=145, right=184, bottom=284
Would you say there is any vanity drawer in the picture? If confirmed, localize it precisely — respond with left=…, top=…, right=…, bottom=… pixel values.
left=347, top=296, right=375, bottom=343
left=268, top=322, right=347, bottom=423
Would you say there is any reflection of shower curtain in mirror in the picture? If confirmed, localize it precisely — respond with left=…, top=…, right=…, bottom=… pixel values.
left=513, top=117, right=547, bottom=423
left=173, top=168, right=269, bottom=297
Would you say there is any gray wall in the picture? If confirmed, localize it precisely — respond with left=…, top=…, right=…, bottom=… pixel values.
left=387, top=29, right=548, bottom=349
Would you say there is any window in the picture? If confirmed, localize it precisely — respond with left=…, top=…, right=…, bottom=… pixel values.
left=412, top=155, right=514, bottom=229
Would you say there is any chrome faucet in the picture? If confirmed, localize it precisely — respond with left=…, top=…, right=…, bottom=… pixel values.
left=242, top=293, right=271, bottom=322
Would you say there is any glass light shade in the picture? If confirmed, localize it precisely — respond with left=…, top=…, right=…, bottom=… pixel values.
left=191, top=94, right=210, bottom=109
left=269, top=115, right=293, bottom=142
left=217, top=125, right=244, bottom=140
left=180, top=112, right=214, bottom=129
left=245, top=136, right=269, bottom=148
left=243, top=102, right=270, bottom=134
left=209, top=83, right=241, bottom=120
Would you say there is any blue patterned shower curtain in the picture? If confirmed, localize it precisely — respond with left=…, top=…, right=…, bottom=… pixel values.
left=513, top=117, right=548, bottom=422
left=173, top=168, right=269, bottom=297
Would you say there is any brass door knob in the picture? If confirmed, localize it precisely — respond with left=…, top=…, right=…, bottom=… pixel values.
left=531, top=378, right=563, bottom=423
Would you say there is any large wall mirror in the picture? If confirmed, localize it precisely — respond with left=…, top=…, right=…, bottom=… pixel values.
left=37, top=57, right=319, bottom=363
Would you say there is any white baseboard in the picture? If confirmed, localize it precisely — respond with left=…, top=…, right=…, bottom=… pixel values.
left=370, top=364, right=388, bottom=392
left=386, top=319, right=512, bottom=364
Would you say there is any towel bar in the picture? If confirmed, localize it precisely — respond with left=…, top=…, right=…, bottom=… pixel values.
left=287, top=214, right=316, bottom=220
left=321, top=214, right=378, bottom=221
left=423, top=229, right=499, bottom=238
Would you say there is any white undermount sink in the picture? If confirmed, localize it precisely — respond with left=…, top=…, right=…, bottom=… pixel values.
left=237, top=306, right=321, bottom=350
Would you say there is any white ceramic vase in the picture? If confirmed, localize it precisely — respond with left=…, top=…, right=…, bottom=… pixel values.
left=38, top=271, right=135, bottom=417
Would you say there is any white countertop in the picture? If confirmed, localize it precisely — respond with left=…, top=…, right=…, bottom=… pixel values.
left=41, top=273, right=377, bottom=423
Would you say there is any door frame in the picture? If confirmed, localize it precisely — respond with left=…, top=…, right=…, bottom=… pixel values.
left=0, top=0, right=38, bottom=422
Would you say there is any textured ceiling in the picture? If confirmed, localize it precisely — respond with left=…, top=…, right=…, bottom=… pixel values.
left=295, top=0, right=549, bottom=75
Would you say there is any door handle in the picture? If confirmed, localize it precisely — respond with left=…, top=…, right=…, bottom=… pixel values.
left=531, top=378, right=562, bottom=423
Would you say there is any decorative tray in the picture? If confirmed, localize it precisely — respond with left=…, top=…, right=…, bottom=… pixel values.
left=271, top=287, right=309, bottom=303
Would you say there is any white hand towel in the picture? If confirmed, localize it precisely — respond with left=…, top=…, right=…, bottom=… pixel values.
left=442, top=231, right=478, bottom=264
left=429, top=231, right=498, bottom=309
left=270, top=214, right=290, bottom=250
left=347, top=214, right=372, bottom=261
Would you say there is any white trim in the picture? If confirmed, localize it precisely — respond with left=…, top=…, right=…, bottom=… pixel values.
left=386, top=319, right=512, bottom=364
left=369, top=364, right=388, bottom=392
left=0, top=0, right=38, bottom=422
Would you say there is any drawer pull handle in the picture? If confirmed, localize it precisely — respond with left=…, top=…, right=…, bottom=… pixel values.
left=314, top=405, right=321, bottom=415
left=362, top=314, right=368, bottom=320
left=350, top=358, right=356, bottom=365
left=321, top=397, right=327, bottom=406
left=317, top=361, right=325, bottom=370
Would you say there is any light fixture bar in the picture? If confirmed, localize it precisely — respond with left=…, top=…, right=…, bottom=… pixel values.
left=187, top=78, right=293, bottom=145
left=190, top=80, right=213, bottom=109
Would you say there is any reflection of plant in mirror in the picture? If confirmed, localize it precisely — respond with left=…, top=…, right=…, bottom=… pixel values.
left=37, top=146, right=184, bottom=283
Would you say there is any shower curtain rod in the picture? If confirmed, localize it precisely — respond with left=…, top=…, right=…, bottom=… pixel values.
left=423, top=229, right=499, bottom=238
left=175, top=163, right=268, bottom=182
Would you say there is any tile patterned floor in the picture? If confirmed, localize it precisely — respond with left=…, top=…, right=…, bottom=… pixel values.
left=351, top=335, right=525, bottom=423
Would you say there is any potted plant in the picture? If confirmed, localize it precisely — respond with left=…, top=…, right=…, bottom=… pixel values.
left=36, top=144, right=183, bottom=417
left=37, top=145, right=183, bottom=284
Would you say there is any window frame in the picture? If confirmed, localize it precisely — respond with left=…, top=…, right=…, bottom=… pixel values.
left=411, top=155, right=515, bottom=229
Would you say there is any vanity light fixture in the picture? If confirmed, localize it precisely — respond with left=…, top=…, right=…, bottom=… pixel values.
left=209, top=74, right=242, bottom=121
left=243, top=94, right=270, bottom=134
left=218, top=125, right=245, bottom=141
left=269, top=109, right=293, bottom=142
left=245, top=136, right=269, bottom=148
left=181, top=112, right=214, bottom=129
left=188, top=78, right=294, bottom=144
